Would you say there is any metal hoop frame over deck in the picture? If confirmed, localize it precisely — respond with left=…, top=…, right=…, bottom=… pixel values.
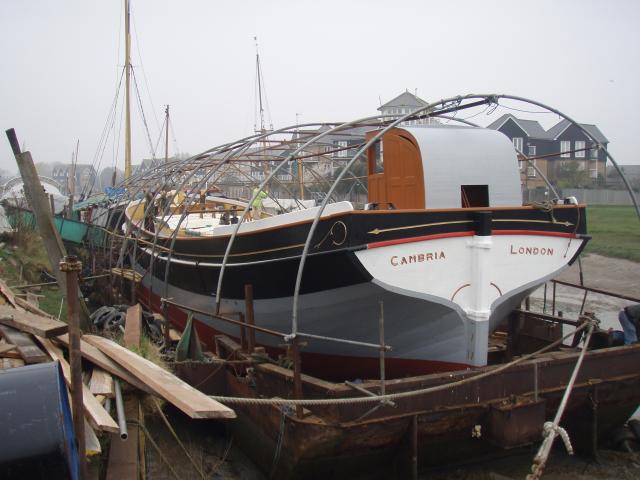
left=104, top=93, right=639, bottom=348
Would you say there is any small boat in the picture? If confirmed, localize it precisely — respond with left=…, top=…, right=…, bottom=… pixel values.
left=124, top=123, right=588, bottom=380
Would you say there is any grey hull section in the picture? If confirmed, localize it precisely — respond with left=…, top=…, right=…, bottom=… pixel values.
left=141, top=270, right=470, bottom=365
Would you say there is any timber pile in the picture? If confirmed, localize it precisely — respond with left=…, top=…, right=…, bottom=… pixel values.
left=0, top=278, right=236, bottom=471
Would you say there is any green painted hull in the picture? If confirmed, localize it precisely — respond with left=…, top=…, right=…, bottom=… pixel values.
left=8, top=209, right=106, bottom=246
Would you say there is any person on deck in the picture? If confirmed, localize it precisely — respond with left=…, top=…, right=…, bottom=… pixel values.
left=618, top=304, right=640, bottom=345
left=251, top=187, right=268, bottom=220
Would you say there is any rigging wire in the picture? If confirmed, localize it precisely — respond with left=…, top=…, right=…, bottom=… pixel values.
left=498, top=103, right=550, bottom=115
left=131, top=67, right=158, bottom=160
left=85, top=68, right=126, bottom=195
left=168, top=115, right=180, bottom=157
left=153, top=115, right=167, bottom=156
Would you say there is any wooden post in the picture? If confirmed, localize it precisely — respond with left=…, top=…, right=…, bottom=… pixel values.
left=162, top=303, right=171, bottom=349
left=49, top=193, right=55, bottom=214
left=379, top=300, right=386, bottom=397
left=411, top=415, right=418, bottom=480
left=244, top=284, right=256, bottom=352
left=6, top=128, right=91, bottom=331
left=291, top=337, right=304, bottom=419
left=60, top=255, right=87, bottom=480
left=239, top=313, right=247, bottom=351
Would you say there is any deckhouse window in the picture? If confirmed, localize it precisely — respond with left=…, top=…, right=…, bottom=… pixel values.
left=575, top=140, right=586, bottom=158
left=373, top=140, right=384, bottom=173
left=513, top=137, right=523, bottom=152
left=560, top=141, right=571, bottom=158
left=461, top=185, right=489, bottom=208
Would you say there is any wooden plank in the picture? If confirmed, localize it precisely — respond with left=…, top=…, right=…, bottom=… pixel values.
left=169, top=328, right=182, bottom=342
left=56, top=334, right=155, bottom=395
left=37, top=337, right=119, bottom=433
left=0, top=304, right=68, bottom=337
left=89, top=368, right=115, bottom=398
left=14, top=295, right=55, bottom=318
left=0, top=278, right=18, bottom=308
left=0, top=357, right=25, bottom=369
left=0, top=343, right=17, bottom=355
left=123, top=304, right=142, bottom=348
left=106, top=397, right=139, bottom=480
left=0, top=324, right=48, bottom=363
left=84, top=334, right=236, bottom=419
left=84, top=417, right=102, bottom=457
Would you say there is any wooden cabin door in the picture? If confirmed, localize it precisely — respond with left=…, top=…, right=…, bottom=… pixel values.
left=384, top=133, right=424, bottom=209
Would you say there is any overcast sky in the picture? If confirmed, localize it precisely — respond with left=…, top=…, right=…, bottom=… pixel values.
left=1, top=0, right=638, bottom=175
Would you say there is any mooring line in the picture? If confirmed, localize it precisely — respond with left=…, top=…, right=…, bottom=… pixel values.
left=208, top=320, right=594, bottom=407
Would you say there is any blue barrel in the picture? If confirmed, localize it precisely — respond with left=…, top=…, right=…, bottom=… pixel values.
left=0, top=361, right=80, bottom=479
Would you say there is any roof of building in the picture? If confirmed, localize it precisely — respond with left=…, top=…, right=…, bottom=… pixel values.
left=486, top=114, right=550, bottom=139
left=378, top=91, right=429, bottom=111
left=546, top=119, right=609, bottom=144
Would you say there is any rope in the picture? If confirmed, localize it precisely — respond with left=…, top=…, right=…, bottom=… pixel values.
left=152, top=398, right=207, bottom=480
left=528, top=200, right=558, bottom=224
left=269, top=406, right=292, bottom=478
left=208, top=320, right=593, bottom=407
left=127, top=419, right=181, bottom=480
left=526, top=318, right=597, bottom=480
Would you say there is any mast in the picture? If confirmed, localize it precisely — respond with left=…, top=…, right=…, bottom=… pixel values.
left=254, top=37, right=270, bottom=178
left=255, top=37, right=266, bottom=136
left=164, top=105, right=170, bottom=165
left=124, top=0, right=132, bottom=180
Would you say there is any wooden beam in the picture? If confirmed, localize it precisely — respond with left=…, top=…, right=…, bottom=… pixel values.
left=0, top=305, right=68, bottom=337
left=5, top=133, right=91, bottom=330
left=0, top=324, right=48, bottom=363
left=37, top=337, right=119, bottom=433
left=0, top=343, right=17, bottom=355
left=89, top=368, right=115, bottom=398
left=0, top=278, right=18, bottom=308
left=14, top=295, right=55, bottom=318
left=106, top=396, right=140, bottom=480
left=123, top=304, right=141, bottom=348
left=56, top=334, right=155, bottom=395
left=0, top=357, right=25, bottom=369
left=84, top=334, right=236, bottom=419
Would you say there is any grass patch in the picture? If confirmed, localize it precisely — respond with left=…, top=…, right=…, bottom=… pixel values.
left=584, top=205, right=640, bottom=262
left=0, top=229, right=65, bottom=319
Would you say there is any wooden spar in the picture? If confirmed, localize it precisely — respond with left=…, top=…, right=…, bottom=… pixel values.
left=0, top=305, right=68, bottom=338
left=0, top=325, right=48, bottom=364
left=37, top=337, right=119, bottom=433
left=4, top=129, right=91, bottom=330
left=83, top=334, right=236, bottom=419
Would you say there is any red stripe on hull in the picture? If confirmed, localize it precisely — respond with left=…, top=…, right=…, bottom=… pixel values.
left=136, top=284, right=472, bottom=381
left=368, top=229, right=577, bottom=249
left=368, top=231, right=474, bottom=249
left=493, top=229, right=577, bottom=238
